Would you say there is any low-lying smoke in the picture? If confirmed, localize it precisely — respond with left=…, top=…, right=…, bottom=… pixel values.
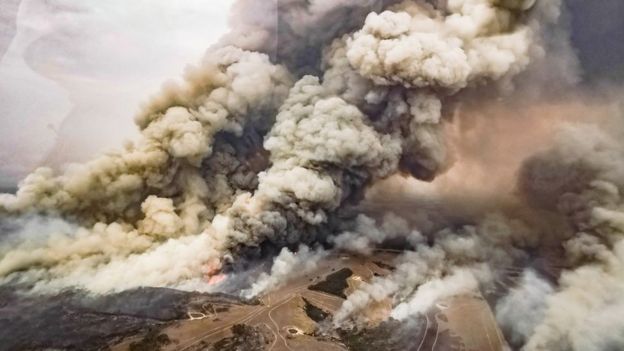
left=243, top=245, right=327, bottom=298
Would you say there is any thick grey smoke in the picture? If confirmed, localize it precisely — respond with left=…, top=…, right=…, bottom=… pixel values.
left=0, top=0, right=562, bottom=290
left=337, top=93, right=624, bottom=351
left=516, top=116, right=624, bottom=351
left=1, top=1, right=624, bottom=350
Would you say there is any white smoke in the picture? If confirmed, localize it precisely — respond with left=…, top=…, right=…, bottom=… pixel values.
left=334, top=212, right=532, bottom=324
left=243, top=245, right=327, bottom=298
left=390, top=268, right=479, bottom=320
left=332, top=213, right=424, bottom=254
left=347, top=0, right=534, bottom=90
left=495, top=270, right=554, bottom=347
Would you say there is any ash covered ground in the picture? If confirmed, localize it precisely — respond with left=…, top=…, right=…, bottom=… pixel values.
left=2, top=0, right=624, bottom=350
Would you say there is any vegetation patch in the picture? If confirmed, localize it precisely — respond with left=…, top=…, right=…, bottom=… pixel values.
left=338, top=319, right=420, bottom=351
left=308, top=268, right=353, bottom=298
left=373, top=261, right=395, bottom=271
left=303, top=297, right=330, bottom=322
left=129, top=329, right=171, bottom=351
left=210, top=324, right=268, bottom=351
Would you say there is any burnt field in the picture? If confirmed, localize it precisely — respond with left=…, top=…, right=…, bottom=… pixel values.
left=106, top=252, right=505, bottom=351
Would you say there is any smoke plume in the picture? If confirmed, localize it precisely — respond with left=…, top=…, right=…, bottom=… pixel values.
left=1, top=1, right=624, bottom=350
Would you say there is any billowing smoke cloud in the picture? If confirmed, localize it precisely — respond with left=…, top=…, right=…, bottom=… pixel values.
left=0, top=45, right=293, bottom=291
left=1, top=1, right=624, bottom=350
left=0, top=0, right=561, bottom=291
left=515, top=118, right=624, bottom=351
left=338, top=93, right=624, bottom=350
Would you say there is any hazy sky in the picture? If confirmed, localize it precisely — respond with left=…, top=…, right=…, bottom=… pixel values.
left=0, top=0, right=233, bottom=188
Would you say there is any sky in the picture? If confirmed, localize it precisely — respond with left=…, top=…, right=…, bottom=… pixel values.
left=0, top=0, right=234, bottom=189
